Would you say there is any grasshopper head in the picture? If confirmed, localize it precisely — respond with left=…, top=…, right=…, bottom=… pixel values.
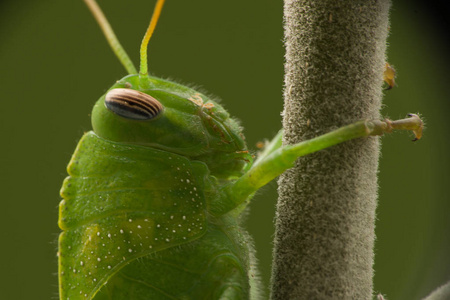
left=91, top=75, right=252, bottom=178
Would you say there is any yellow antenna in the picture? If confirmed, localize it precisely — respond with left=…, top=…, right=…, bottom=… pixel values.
left=139, top=0, right=166, bottom=84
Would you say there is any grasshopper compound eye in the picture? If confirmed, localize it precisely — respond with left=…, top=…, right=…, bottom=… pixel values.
left=105, top=88, right=164, bottom=120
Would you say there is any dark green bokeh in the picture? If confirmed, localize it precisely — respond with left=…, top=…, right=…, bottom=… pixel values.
left=0, top=1, right=448, bottom=299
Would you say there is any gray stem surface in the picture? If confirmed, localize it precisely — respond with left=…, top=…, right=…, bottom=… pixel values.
left=271, top=1, right=391, bottom=299
left=422, top=281, right=450, bottom=300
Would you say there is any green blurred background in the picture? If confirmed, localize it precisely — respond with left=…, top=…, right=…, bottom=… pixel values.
left=0, top=1, right=448, bottom=299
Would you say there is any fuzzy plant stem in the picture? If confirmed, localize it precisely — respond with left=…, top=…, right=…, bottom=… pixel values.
left=422, top=281, right=450, bottom=300
left=271, top=1, right=391, bottom=299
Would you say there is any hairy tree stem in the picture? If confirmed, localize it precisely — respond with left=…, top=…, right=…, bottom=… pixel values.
left=423, top=281, right=450, bottom=300
left=271, top=1, right=391, bottom=299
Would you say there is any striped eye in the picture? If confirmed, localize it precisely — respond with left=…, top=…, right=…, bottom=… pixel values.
left=105, top=88, right=164, bottom=120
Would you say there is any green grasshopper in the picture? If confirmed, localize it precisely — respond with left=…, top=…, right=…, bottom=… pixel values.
left=58, top=1, right=423, bottom=299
